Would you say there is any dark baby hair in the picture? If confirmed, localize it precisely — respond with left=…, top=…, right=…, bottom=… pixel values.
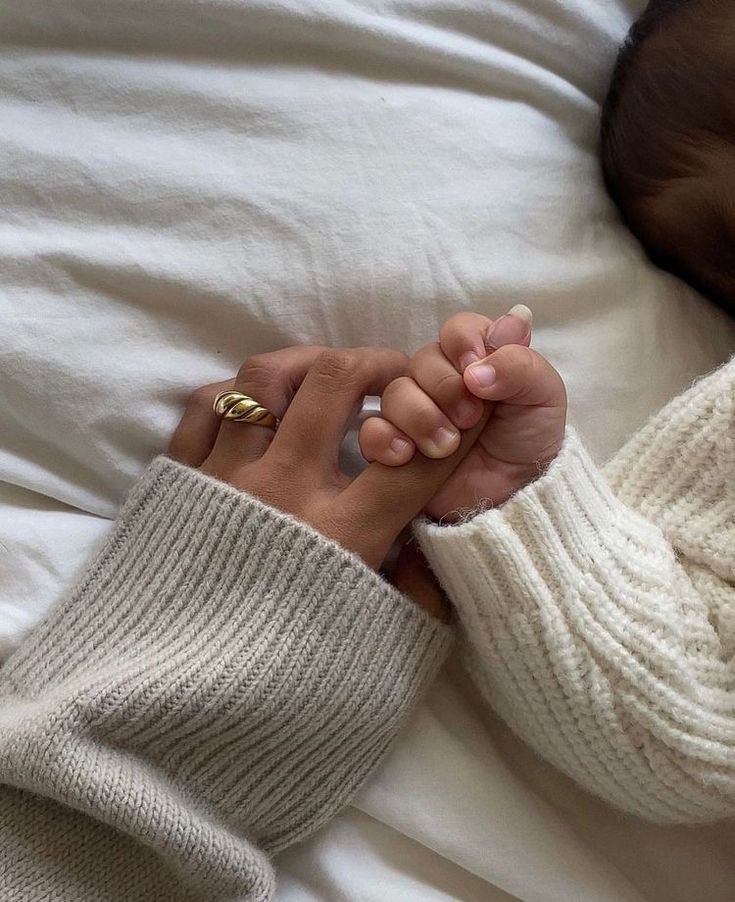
left=600, top=0, right=735, bottom=314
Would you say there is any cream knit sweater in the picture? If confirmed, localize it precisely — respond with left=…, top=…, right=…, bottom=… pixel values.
left=0, top=458, right=451, bottom=900
left=419, top=355, right=735, bottom=824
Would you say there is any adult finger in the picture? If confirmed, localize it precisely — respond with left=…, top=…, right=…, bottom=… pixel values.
left=408, top=342, right=484, bottom=428
left=272, top=347, right=409, bottom=476
left=339, top=409, right=491, bottom=559
left=207, top=345, right=326, bottom=468
left=440, top=305, right=532, bottom=372
left=168, top=379, right=234, bottom=467
left=464, top=344, right=567, bottom=407
left=380, top=376, right=460, bottom=459
left=391, top=539, right=450, bottom=622
left=358, top=416, right=416, bottom=466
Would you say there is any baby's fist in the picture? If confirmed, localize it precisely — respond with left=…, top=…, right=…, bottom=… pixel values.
left=360, top=308, right=567, bottom=521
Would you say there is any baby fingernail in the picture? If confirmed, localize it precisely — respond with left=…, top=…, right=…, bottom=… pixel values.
left=391, top=437, right=411, bottom=456
left=507, top=303, right=533, bottom=327
left=467, top=363, right=496, bottom=388
left=486, top=304, right=533, bottom=349
left=426, top=426, right=460, bottom=457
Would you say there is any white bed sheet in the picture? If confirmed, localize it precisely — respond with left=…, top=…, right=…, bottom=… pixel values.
left=2, top=0, right=735, bottom=899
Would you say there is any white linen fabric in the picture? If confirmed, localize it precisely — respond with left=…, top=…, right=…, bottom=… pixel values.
left=2, top=0, right=735, bottom=900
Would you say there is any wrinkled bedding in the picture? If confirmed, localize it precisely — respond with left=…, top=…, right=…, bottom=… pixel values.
left=2, top=1, right=735, bottom=899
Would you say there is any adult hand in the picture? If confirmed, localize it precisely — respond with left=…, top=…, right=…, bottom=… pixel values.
left=168, top=346, right=489, bottom=615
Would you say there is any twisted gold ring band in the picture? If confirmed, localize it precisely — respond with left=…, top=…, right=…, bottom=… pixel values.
left=213, top=391, right=280, bottom=430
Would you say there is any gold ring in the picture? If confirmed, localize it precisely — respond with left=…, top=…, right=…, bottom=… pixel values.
left=213, top=391, right=280, bottom=430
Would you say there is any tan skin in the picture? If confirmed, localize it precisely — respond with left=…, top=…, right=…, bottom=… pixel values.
left=169, top=310, right=567, bottom=620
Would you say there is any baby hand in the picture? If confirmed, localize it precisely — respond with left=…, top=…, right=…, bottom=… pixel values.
left=359, top=308, right=567, bottom=521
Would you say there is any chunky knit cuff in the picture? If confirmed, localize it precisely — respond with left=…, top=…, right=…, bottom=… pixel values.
left=416, top=428, right=735, bottom=823
left=604, top=356, right=734, bottom=582
left=415, top=428, right=634, bottom=656
left=0, top=457, right=451, bottom=900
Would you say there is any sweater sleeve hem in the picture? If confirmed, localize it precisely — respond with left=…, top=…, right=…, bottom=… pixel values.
left=0, top=456, right=452, bottom=876
left=4, top=456, right=451, bottom=698
left=415, top=429, right=735, bottom=823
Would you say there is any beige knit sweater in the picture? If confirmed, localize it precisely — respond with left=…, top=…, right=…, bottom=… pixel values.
left=0, top=458, right=451, bottom=900
left=419, top=355, right=735, bottom=824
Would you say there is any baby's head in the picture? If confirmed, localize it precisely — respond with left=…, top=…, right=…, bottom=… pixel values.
left=601, top=0, right=735, bottom=313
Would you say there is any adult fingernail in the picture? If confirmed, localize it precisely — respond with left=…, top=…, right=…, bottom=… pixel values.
left=459, top=351, right=480, bottom=371
left=426, top=426, right=460, bottom=458
left=466, top=362, right=496, bottom=389
left=486, top=304, right=533, bottom=349
left=391, top=437, right=411, bottom=456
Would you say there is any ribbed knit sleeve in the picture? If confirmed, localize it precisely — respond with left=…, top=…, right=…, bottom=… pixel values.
left=417, top=358, right=735, bottom=824
left=0, top=457, right=451, bottom=901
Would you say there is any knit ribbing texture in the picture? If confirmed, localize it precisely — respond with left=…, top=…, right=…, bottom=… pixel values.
left=0, top=457, right=451, bottom=900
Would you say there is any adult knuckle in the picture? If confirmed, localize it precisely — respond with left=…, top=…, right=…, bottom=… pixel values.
left=237, top=354, right=281, bottom=393
left=408, top=342, right=438, bottom=376
left=313, top=349, right=361, bottom=385
left=386, top=348, right=410, bottom=372
left=187, top=384, right=215, bottom=412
